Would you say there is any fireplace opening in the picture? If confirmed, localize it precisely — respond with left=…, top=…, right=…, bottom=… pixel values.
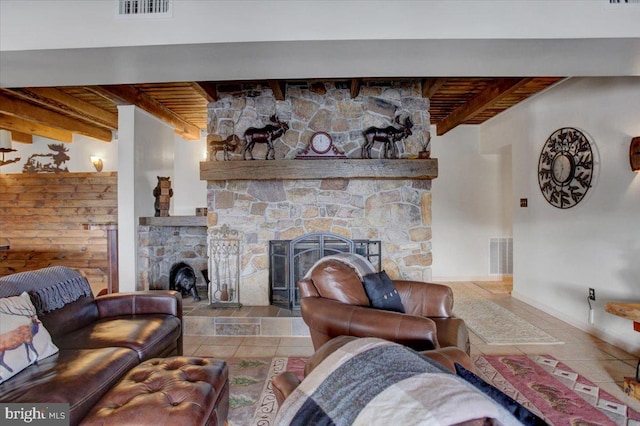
left=269, top=233, right=381, bottom=310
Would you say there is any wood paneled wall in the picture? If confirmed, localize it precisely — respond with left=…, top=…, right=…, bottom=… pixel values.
left=0, top=172, right=117, bottom=294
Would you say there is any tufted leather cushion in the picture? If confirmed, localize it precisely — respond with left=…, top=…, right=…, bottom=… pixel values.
left=310, top=259, right=370, bottom=306
left=0, top=348, right=140, bottom=426
left=81, top=357, right=229, bottom=426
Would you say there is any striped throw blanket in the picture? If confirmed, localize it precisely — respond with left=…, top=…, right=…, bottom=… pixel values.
left=275, top=338, right=523, bottom=426
left=0, top=266, right=92, bottom=315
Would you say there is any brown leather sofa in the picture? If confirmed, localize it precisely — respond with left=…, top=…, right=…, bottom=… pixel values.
left=298, top=256, right=470, bottom=354
left=0, top=266, right=221, bottom=426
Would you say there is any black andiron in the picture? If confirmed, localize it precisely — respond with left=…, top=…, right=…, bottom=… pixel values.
left=361, top=116, right=414, bottom=159
left=207, top=224, right=242, bottom=308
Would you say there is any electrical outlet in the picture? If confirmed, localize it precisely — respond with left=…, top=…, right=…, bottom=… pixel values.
left=588, top=288, right=596, bottom=301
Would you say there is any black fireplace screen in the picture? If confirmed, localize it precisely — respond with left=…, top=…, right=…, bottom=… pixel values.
left=269, top=233, right=381, bottom=310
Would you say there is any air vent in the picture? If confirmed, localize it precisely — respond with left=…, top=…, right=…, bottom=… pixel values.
left=117, top=0, right=172, bottom=16
left=609, top=0, right=639, bottom=3
left=489, top=237, right=513, bottom=276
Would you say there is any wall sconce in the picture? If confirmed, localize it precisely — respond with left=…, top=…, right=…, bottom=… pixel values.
left=631, top=137, right=640, bottom=173
left=91, top=156, right=104, bottom=172
left=0, top=129, right=20, bottom=167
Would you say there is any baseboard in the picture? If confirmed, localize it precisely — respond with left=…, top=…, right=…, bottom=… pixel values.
left=512, top=290, right=640, bottom=357
left=432, top=275, right=512, bottom=282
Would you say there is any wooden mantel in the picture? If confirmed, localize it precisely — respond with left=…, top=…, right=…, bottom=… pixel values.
left=200, top=159, right=438, bottom=181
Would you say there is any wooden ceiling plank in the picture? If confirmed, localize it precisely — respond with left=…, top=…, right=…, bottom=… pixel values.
left=267, top=80, right=286, bottom=101
left=422, top=78, right=447, bottom=99
left=0, top=113, right=73, bottom=143
left=436, top=78, right=534, bottom=136
left=0, top=92, right=112, bottom=142
left=350, top=78, right=362, bottom=99
left=90, top=85, right=201, bottom=140
left=192, top=81, right=218, bottom=103
left=11, top=87, right=118, bottom=130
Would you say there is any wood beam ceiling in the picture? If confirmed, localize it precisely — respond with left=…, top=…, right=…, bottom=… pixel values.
left=87, top=85, right=201, bottom=140
left=434, top=78, right=534, bottom=136
left=0, top=77, right=563, bottom=146
left=0, top=91, right=112, bottom=142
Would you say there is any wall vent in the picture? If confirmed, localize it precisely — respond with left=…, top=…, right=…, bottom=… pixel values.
left=489, top=237, right=513, bottom=275
left=117, top=0, right=172, bottom=16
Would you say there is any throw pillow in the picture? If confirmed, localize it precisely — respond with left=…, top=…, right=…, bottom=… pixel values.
left=455, top=363, right=547, bottom=426
left=0, top=292, right=59, bottom=384
left=362, top=271, right=405, bottom=313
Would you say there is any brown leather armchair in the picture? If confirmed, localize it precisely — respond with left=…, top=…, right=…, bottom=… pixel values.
left=298, top=256, right=470, bottom=355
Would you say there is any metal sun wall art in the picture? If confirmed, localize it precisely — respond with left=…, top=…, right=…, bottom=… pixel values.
left=207, top=224, right=242, bottom=308
left=537, top=127, right=595, bottom=209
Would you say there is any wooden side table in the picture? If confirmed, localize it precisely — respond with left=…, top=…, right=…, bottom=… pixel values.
left=604, top=302, right=640, bottom=401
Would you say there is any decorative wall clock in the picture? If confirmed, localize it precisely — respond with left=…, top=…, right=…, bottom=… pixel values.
left=537, top=127, right=595, bottom=209
left=295, top=132, right=346, bottom=159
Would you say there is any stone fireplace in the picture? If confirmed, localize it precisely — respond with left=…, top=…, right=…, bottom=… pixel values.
left=202, top=81, right=436, bottom=306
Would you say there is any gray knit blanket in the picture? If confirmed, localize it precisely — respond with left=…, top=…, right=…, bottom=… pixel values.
left=275, top=338, right=523, bottom=426
left=0, top=266, right=93, bottom=315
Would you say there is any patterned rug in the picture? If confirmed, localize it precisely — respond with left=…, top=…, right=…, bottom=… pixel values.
left=451, top=283, right=563, bottom=345
left=226, top=357, right=306, bottom=426
left=476, top=355, right=640, bottom=425
left=473, top=280, right=513, bottom=294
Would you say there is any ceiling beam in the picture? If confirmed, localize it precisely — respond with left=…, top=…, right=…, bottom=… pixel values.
left=9, top=131, right=33, bottom=144
left=0, top=92, right=112, bottom=142
left=436, top=78, right=533, bottom=136
left=0, top=113, right=73, bottom=143
left=350, top=78, right=362, bottom=99
left=422, top=78, right=447, bottom=99
left=268, top=80, right=286, bottom=101
left=6, top=87, right=118, bottom=130
left=192, top=82, right=217, bottom=103
left=89, top=85, right=201, bottom=140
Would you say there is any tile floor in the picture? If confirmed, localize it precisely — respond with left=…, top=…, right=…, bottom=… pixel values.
left=182, top=281, right=640, bottom=411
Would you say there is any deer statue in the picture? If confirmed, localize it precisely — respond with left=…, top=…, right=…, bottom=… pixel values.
left=208, top=133, right=242, bottom=161
left=0, top=303, right=41, bottom=379
left=361, top=116, right=414, bottom=159
left=241, top=115, right=289, bottom=160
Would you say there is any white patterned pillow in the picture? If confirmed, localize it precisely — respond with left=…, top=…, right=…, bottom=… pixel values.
left=0, top=292, right=59, bottom=384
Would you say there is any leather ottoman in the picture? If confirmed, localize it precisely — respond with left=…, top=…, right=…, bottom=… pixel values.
left=80, top=357, right=229, bottom=426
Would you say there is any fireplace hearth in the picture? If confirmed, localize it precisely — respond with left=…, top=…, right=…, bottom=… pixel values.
left=269, top=233, right=381, bottom=310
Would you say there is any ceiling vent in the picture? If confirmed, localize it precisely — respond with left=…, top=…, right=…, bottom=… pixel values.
left=117, top=0, right=172, bottom=17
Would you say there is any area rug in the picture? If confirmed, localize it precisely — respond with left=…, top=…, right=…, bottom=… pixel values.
left=475, top=355, right=640, bottom=425
left=451, top=283, right=563, bottom=345
left=226, top=357, right=306, bottom=426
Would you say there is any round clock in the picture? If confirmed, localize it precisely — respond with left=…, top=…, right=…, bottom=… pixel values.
left=310, top=132, right=332, bottom=154
left=537, top=127, right=595, bottom=209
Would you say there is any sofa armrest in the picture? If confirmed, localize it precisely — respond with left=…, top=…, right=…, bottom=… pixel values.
left=95, top=290, right=182, bottom=319
left=300, top=297, right=439, bottom=351
left=393, top=280, right=454, bottom=318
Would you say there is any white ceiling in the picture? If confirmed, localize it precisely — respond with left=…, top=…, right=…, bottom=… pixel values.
left=1, top=1, right=640, bottom=88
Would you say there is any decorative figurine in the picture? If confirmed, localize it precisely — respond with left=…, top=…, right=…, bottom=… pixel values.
left=208, top=133, right=242, bottom=161
left=22, top=143, right=70, bottom=173
left=153, top=176, right=173, bottom=217
left=169, top=262, right=201, bottom=301
left=241, top=115, right=289, bottom=160
left=361, top=116, right=413, bottom=159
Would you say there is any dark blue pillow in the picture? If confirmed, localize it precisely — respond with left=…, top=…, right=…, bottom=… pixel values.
left=454, top=363, right=547, bottom=426
left=362, top=271, right=405, bottom=313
